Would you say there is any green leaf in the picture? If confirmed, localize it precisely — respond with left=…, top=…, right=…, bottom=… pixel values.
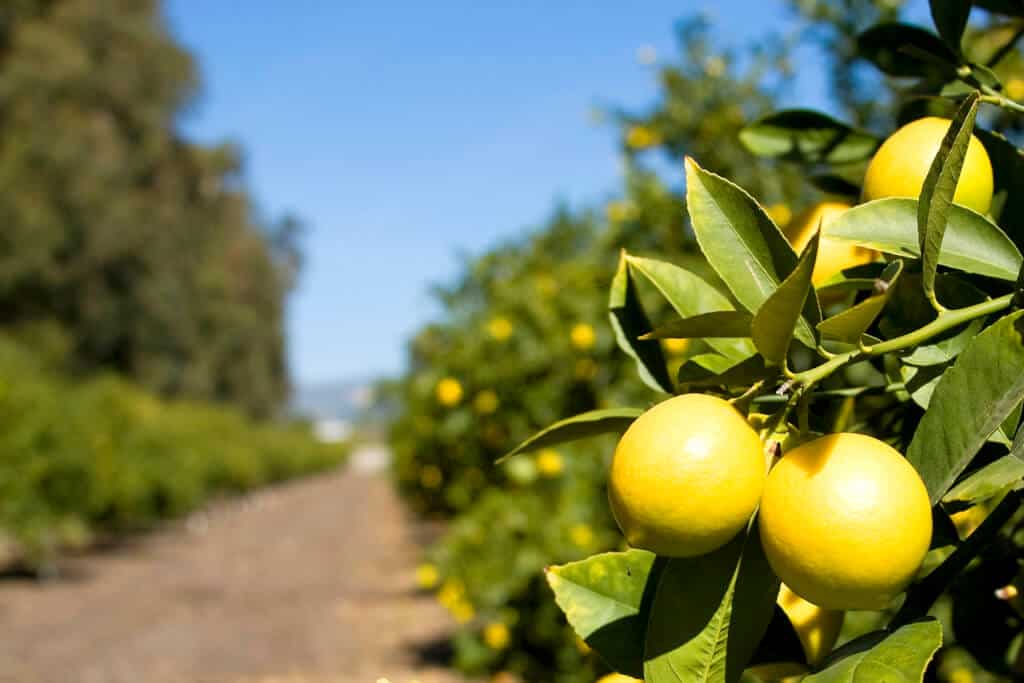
left=644, top=524, right=779, bottom=683
left=641, top=311, right=753, bottom=340
left=930, top=0, right=973, bottom=51
left=499, top=408, right=644, bottom=462
left=803, top=620, right=942, bottom=682
left=685, top=158, right=819, bottom=337
left=857, top=23, right=960, bottom=79
left=677, top=354, right=774, bottom=391
left=825, top=198, right=1022, bottom=281
left=739, top=110, right=878, bottom=164
left=626, top=255, right=756, bottom=361
left=908, top=311, right=1024, bottom=503
left=609, top=251, right=674, bottom=393
left=546, top=550, right=664, bottom=678
left=900, top=316, right=984, bottom=366
left=943, top=455, right=1024, bottom=508
left=918, top=91, right=980, bottom=306
left=752, top=232, right=819, bottom=364
left=818, top=261, right=903, bottom=343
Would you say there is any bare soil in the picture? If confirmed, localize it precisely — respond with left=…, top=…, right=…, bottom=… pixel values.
left=0, top=450, right=466, bottom=683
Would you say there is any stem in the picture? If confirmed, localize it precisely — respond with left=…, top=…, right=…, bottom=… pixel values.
left=981, top=90, right=1024, bottom=115
left=792, top=294, right=1014, bottom=390
left=891, top=490, right=1022, bottom=628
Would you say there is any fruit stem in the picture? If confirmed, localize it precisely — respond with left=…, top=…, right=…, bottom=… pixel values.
left=980, top=89, right=1024, bottom=115
left=891, top=490, right=1022, bottom=629
left=792, top=294, right=1014, bottom=390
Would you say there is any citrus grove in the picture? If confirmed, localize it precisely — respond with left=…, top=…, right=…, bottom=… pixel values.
left=387, top=3, right=1024, bottom=682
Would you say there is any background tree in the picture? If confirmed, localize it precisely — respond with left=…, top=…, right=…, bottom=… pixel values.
left=0, top=0, right=298, bottom=416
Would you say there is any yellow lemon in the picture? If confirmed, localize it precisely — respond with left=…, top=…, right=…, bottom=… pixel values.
left=783, top=202, right=877, bottom=286
left=570, top=523, right=595, bottom=549
left=415, top=563, right=440, bottom=590
left=535, top=448, right=564, bottom=477
left=488, top=316, right=513, bottom=341
left=777, top=584, right=843, bottom=666
left=662, top=337, right=690, bottom=356
left=483, top=622, right=511, bottom=650
left=473, top=389, right=500, bottom=415
left=759, top=433, right=932, bottom=610
left=608, top=394, right=765, bottom=557
left=626, top=125, right=660, bottom=149
left=570, top=323, right=597, bottom=351
left=862, top=117, right=993, bottom=214
left=1007, top=77, right=1024, bottom=101
left=766, top=202, right=792, bottom=227
left=436, top=377, right=463, bottom=406
left=597, top=675, right=642, bottom=683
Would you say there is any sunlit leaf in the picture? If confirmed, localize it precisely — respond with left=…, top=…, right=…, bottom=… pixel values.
left=802, top=620, right=942, bottom=682
left=499, top=408, right=644, bottom=462
left=739, top=110, right=878, bottom=164
left=752, top=232, right=819, bottom=364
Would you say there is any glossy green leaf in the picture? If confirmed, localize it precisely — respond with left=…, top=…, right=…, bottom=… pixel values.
left=547, top=550, right=664, bottom=678
left=900, top=316, right=983, bottom=366
left=943, top=455, right=1024, bottom=508
left=930, top=0, right=972, bottom=50
left=685, top=158, right=820, bottom=340
left=918, top=92, right=980, bottom=305
left=626, top=255, right=756, bottom=360
left=641, top=311, right=753, bottom=340
left=739, top=110, right=878, bottom=164
left=825, top=198, right=1022, bottom=281
left=908, top=311, right=1024, bottom=503
left=857, top=23, right=959, bottom=78
left=752, top=232, right=819, bottom=364
left=644, top=525, right=779, bottom=683
left=609, top=251, right=674, bottom=393
left=818, top=261, right=903, bottom=343
left=803, top=620, right=942, bottom=682
left=499, top=408, right=643, bottom=462
left=677, top=354, right=774, bottom=391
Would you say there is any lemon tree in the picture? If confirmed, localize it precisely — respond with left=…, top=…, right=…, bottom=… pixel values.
left=504, top=4, right=1024, bottom=681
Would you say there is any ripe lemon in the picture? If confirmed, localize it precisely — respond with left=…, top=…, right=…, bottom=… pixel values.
left=778, top=584, right=843, bottom=665
left=597, top=675, right=641, bottom=683
left=759, top=433, right=932, bottom=610
left=436, top=377, right=463, bottom=406
left=783, top=202, right=877, bottom=286
left=746, top=585, right=843, bottom=680
left=608, top=394, right=765, bottom=557
left=862, top=117, right=993, bottom=214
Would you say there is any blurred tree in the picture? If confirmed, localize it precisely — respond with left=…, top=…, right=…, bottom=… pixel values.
left=0, top=0, right=297, bottom=416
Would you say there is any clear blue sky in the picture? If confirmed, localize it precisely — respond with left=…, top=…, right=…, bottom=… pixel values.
left=161, top=1, right=921, bottom=387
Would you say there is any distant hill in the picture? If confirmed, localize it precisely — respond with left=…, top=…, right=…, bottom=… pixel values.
left=290, top=378, right=375, bottom=422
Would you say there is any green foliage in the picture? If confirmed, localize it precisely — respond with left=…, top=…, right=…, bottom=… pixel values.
left=0, top=337, right=343, bottom=568
left=0, top=0, right=297, bottom=416
left=388, top=4, right=1024, bottom=682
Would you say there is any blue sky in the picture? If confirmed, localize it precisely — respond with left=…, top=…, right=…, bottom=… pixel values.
left=161, top=1, right=922, bottom=386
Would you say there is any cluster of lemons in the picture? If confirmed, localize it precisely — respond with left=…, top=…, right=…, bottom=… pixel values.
left=592, top=117, right=994, bottom=682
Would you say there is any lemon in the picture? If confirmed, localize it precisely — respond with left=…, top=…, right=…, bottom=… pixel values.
left=473, top=389, right=500, bottom=415
left=626, top=125, right=660, bottom=149
left=436, top=377, right=464, bottom=406
left=596, top=675, right=641, bottom=683
left=783, top=202, right=877, bottom=286
left=862, top=117, right=993, bottom=214
left=777, top=584, right=843, bottom=665
left=535, top=448, right=564, bottom=477
left=487, top=316, right=514, bottom=341
left=483, top=622, right=511, bottom=650
left=759, top=433, right=932, bottom=610
left=571, top=323, right=597, bottom=351
left=662, top=337, right=690, bottom=356
left=608, top=394, right=765, bottom=557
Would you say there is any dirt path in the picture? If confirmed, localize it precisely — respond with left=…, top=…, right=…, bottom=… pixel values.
left=0, top=447, right=466, bottom=683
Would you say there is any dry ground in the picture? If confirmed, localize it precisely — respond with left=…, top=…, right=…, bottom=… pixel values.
left=0, top=447, right=466, bottom=683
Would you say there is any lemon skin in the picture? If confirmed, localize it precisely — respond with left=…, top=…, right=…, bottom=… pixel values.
left=783, top=202, right=877, bottom=286
left=862, top=117, right=994, bottom=214
left=608, top=394, right=765, bottom=558
left=759, top=433, right=932, bottom=610
left=596, top=675, right=641, bottom=683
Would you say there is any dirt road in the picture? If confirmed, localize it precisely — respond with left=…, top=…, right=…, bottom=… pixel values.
left=0, top=447, right=465, bottom=683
